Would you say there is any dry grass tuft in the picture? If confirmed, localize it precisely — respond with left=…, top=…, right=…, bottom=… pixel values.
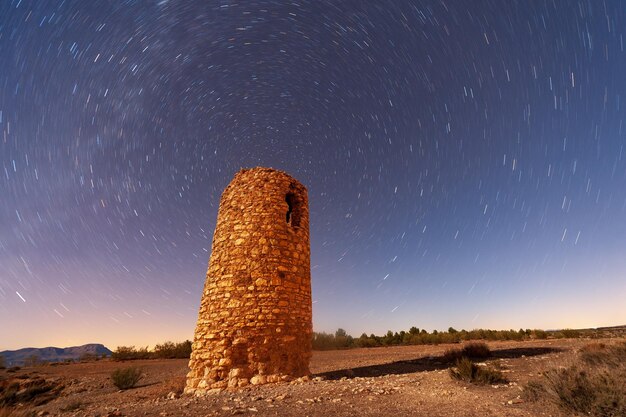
left=110, top=367, right=143, bottom=390
left=449, top=357, right=505, bottom=385
left=523, top=341, right=626, bottom=417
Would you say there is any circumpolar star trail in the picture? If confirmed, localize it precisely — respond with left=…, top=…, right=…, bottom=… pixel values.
left=1, top=0, right=625, bottom=350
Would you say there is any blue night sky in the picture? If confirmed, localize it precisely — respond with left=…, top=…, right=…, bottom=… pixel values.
left=1, top=1, right=625, bottom=350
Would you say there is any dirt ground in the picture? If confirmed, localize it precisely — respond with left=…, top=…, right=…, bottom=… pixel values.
left=3, top=337, right=618, bottom=417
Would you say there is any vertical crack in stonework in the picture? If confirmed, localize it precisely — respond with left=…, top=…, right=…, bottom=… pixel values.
left=185, top=167, right=312, bottom=394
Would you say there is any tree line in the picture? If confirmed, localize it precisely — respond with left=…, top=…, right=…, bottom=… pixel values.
left=111, top=340, right=192, bottom=361
left=312, top=327, right=582, bottom=350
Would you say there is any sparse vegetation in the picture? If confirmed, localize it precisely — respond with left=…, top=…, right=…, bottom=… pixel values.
left=461, top=342, right=491, bottom=358
left=110, top=367, right=143, bottom=390
left=0, top=356, right=4, bottom=369
left=112, top=346, right=150, bottom=361
left=442, top=347, right=464, bottom=363
left=153, top=341, right=192, bottom=359
left=111, top=340, right=192, bottom=361
left=443, top=342, right=491, bottom=363
left=523, top=341, right=626, bottom=417
left=449, top=357, right=505, bottom=385
left=312, top=327, right=583, bottom=350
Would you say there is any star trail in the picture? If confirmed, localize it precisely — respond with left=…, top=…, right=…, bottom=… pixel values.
left=1, top=1, right=625, bottom=350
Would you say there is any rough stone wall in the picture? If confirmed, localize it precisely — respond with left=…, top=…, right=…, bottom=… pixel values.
left=185, top=167, right=312, bottom=394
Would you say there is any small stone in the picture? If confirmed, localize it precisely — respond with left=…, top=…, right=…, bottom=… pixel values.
left=250, top=375, right=266, bottom=385
left=206, top=388, right=223, bottom=395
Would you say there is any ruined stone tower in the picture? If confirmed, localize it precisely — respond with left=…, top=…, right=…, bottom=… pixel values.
left=185, top=167, right=312, bottom=394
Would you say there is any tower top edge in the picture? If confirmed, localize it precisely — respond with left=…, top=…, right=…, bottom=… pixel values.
left=234, top=167, right=306, bottom=187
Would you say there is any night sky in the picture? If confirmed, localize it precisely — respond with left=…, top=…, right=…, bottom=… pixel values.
left=1, top=1, right=625, bottom=351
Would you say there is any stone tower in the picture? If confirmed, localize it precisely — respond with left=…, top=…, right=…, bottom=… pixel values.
left=186, top=167, right=312, bottom=394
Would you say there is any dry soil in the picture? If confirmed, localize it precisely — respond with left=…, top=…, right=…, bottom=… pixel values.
left=3, top=338, right=616, bottom=417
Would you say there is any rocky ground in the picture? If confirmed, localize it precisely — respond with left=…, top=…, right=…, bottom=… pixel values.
left=2, top=338, right=617, bottom=417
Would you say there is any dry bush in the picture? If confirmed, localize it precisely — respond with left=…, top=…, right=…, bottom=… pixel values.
left=449, top=357, right=505, bottom=385
left=462, top=342, right=491, bottom=358
left=523, top=341, right=626, bottom=417
left=579, top=341, right=626, bottom=367
left=442, top=348, right=463, bottom=363
left=110, top=367, right=143, bottom=390
left=154, top=341, right=192, bottom=359
left=443, top=342, right=491, bottom=363
left=112, top=346, right=150, bottom=361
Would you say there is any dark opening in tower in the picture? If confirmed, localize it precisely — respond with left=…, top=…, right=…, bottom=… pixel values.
left=285, top=193, right=300, bottom=227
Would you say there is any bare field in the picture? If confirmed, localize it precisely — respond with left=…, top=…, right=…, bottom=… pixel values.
left=3, top=338, right=620, bottom=417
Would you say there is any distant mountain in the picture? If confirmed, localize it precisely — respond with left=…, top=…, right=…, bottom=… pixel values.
left=0, top=343, right=112, bottom=366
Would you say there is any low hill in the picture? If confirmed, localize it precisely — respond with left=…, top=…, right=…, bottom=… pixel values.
left=0, top=343, right=112, bottom=366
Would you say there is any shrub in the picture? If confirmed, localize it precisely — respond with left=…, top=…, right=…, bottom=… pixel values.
left=579, top=342, right=626, bottom=367
left=462, top=342, right=491, bottom=359
left=523, top=341, right=626, bottom=417
left=111, top=367, right=143, bottom=390
left=0, top=356, right=5, bottom=369
left=561, top=329, right=581, bottom=339
left=449, top=357, right=505, bottom=385
left=442, top=348, right=463, bottom=363
left=154, top=341, right=192, bottom=359
left=112, top=346, right=149, bottom=361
